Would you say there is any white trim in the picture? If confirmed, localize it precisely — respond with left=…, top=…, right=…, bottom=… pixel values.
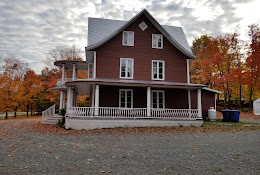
left=94, top=85, right=99, bottom=116
left=72, top=63, right=76, bottom=81
left=122, top=31, right=134, bottom=46
left=151, top=90, right=165, bottom=109
left=93, top=51, right=96, bottom=79
left=152, top=60, right=165, bottom=80
left=197, top=89, right=202, bottom=118
left=186, top=59, right=191, bottom=84
left=147, top=87, right=151, bottom=117
left=119, top=89, right=133, bottom=108
left=59, top=91, right=64, bottom=109
left=152, top=34, right=163, bottom=49
left=120, top=58, right=134, bottom=79
left=202, top=87, right=222, bottom=94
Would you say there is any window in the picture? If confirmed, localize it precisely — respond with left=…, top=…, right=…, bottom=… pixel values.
left=152, top=60, right=165, bottom=80
left=119, top=89, right=133, bottom=108
left=88, top=63, right=93, bottom=79
left=120, top=58, right=134, bottom=79
left=152, top=90, right=165, bottom=108
left=122, top=31, right=134, bottom=46
left=139, top=21, right=148, bottom=31
left=152, top=34, right=163, bottom=49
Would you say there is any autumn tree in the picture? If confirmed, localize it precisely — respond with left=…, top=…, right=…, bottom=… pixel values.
left=244, top=23, right=260, bottom=110
left=0, top=57, right=28, bottom=119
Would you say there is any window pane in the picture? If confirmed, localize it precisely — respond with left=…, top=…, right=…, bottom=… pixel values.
left=159, top=73, right=163, bottom=79
left=123, top=32, right=128, bottom=44
left=159, top=103, right=163, bottom=108
left=121, top=102, right=125, bottom=108
left=121, top=71, right=125, bottom=77
left=127, top=91, right=131, bottom=96
left=158, top=41, right=161, bottom=48
left=152, top=36, right=157, bottom=47
left=127, top=102, right=131, bottom=108
left=159, top=62, right=163, bottom=68
left=127, top=64, right=132, bottom=77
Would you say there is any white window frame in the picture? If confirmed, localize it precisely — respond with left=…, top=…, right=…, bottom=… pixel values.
left=119, top=89, right=133, bottom=108
left=120, top=58, right=134, bottom=79
left=122, top=31, right=134, bottom=46
left=152, top=60, right=165, bottom=80
left=88, top=63, right=93, bottom=79
left=152, top=34, right=163, bottom=49
left=151, top=90, right=165, bottom=109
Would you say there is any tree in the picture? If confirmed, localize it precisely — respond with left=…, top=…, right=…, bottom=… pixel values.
left=45, top=44, right=83, bottom=68
left=245, top=23, right=260, bottom=110
left=0, top=57, right=28, bottom=119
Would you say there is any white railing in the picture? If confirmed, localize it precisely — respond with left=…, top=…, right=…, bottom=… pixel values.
left=151, top=109, right=199, bottom=119
left=99, top=107, right=147, bottom=119
left=42, top=104, right=55, bottom=122
left=67, top=107, right=95, bottom=117
left=56, top=78, right=73, bottom=86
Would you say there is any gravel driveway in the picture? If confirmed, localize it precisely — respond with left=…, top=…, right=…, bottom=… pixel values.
left=0, top=119, right=259, bottom=175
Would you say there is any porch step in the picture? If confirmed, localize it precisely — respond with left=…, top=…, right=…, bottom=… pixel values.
left=42, top=115, right=63, bottom=124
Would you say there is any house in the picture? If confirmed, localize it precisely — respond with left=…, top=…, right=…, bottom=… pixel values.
left=42, top=9, right=222, bottom=129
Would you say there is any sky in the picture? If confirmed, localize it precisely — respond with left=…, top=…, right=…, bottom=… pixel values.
left=0, top=0, right=259, bottom=74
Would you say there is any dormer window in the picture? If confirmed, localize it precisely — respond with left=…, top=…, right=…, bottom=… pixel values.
left=152, top=34, right=163, bottom=49
left=122, top=31, right=134, bottom=46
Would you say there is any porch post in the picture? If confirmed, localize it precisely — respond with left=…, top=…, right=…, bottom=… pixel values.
left=91, top=85, right=95, bottom=107
left=188, top=89, right=191, bottom=118
left=62, top=91, right=66, bottom=108
left=197, top=89, right=202, bottom=118
left=67, top=87, right=71, bottom=108
left=72, top=63, right=76, bottom=81
left=71, top=89, right=74, bottom=107
left=94, top=85, right=99, bottom=116
left=61, top=64, right=65, bottom=84
left=93, top=51, right=96, bottom=79
left=59, top=91, right=64, bottom=109
left=147, top=87, right=151, bottom=117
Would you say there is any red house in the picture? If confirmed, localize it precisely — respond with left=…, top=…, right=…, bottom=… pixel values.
left=43, top=9, right=222, bottom=129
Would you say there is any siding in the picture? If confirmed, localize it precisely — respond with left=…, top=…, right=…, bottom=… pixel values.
left=95, top=14, right=188, bottom=83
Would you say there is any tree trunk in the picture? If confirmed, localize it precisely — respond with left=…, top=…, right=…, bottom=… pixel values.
left=14, top=106, right=17, bottom=118
left=26, top=104, right=29, bottom=116
left=5, top=112, right=8, bottom=119
left=31, top=104, right=33, bottom=116
left=239, top=85, right=242, bottom=110
left=249, top=87, right=253, bottom=111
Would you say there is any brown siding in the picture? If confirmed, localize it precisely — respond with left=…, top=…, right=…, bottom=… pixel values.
left=95, top=14, right=188, bottom=83
left=202, top=90, right=215, bottom=118
left=190, top=89, right=216, bottom=119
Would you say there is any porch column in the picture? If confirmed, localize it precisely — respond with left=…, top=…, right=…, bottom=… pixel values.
left=147, top=87, right=151, bottom=117
left=91, top=85, right=95, bottom=107
left=188, top=89, right=191, bottom=118
left=62, top=91, right=66, bottom=108
left=72, top=63, right=76, bottom=81
left=67, top=87, right=72, bottom=108
left=71, top=89, right=74, bottom=107
left=94, top=85, right=99, bottom=116
left=61, top=64, right=65, bottom=84
left=197, top=89, right=202, bottom=118
left=59, top=91, right=64, bottom=109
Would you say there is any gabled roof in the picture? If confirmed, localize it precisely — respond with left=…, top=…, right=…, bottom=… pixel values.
left=86, top=9, right=196, bottom=59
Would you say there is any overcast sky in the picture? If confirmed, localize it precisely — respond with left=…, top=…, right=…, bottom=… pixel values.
left=0, top=0, right=259, bottom=74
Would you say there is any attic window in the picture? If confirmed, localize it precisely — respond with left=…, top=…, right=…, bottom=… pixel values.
left=122, top=31, right=134, bottom=46
left=139, top=21, right=148, bottom=31
left=152, top=34, right=163, bottom=49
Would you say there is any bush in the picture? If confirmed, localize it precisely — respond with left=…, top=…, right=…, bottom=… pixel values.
left=58, top=117, right=65, bottom=127
left=58, top=108, right=66, bottom=117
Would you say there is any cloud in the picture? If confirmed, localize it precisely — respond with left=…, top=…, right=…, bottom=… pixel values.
left=0, top=0, right=259, bottom=74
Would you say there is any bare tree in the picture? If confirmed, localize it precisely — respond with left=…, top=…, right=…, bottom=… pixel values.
left=44, top=44, right=83, bottom=68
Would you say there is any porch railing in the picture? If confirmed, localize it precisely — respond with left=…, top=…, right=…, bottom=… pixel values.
left=65, top=107, right=200, bottom=120
left=42, top=104, right=55, bottom=122
left=99, top=107, right=147, bottom=119
left=67, top=107, right=95, bottom=117
left=56, top=78, right=72, bottom=86
left=151, top=109, right=199, bottom=119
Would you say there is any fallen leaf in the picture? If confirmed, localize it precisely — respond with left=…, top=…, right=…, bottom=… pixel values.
left=194, top=148, right=199, bottom=150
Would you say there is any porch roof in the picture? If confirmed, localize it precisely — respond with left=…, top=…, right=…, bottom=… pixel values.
left=54, top=60, right=88, bottom=70
left=66, top=78, right=206, bottom=94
